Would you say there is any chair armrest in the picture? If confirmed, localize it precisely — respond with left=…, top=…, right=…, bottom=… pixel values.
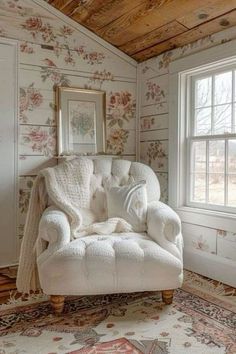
left=147, top=201, right=183, bottom=260
left=37, top=207, right=71, bottom=255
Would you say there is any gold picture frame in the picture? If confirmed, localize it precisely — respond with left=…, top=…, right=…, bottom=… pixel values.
left=56, top=86, right=106, bottom=156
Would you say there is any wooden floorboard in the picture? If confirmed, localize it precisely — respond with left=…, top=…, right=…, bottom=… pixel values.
left=0, top=266, right=18, bottom=305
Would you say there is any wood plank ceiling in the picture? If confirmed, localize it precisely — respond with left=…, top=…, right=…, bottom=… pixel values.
left=46, top=0, right=236, bottom=62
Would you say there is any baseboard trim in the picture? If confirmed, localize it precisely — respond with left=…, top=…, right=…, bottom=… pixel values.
left=183, top=247, right=236, bottom=288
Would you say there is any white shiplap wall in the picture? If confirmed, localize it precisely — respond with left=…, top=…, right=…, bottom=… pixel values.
left=0, top=0, right=137, bottom=266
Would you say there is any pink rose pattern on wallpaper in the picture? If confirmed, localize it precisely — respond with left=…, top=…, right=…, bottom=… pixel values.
left=20, top=83, right=43, bottom=123
left=74, top=45, right=105, bottom=65
left=2, top=0, right=26, bottom=15
left=41, top=66, right=71, bottom=86
left=20, top=41, right=34, bottom=54
left=0, top=0, right=137, bottom=246
left=22, top=126, right=56, bottom=156
left=21, top=17, right=73, bottom=43
left=107, top=129, right=129, bottom=155
left=217, top=230, right=227, bottom=237
left=2, top=0, right=107, bottom=69
left=147, top=141, right=167, bottom=168
left=107, top=91, right=136, bottom=128
left=145, top=80, right=165, bottom=103
left=141, top=117, right=155, bottom=131
left=158, top=52, right=173, bottom=70
left=192, top=235, right=210, bottom=252
left=20, top=15, right=106, bottom=66
left=0, top=0, right=135, bottom=156
left=53, top=44, right=106, bottom=66
left=89, top=70, right=114, bottom=88
left=106, top=91, right=136, bottom=154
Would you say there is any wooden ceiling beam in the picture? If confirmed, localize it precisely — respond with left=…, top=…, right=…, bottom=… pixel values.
left=119, top=21, right=187, bottom=56
left=133, top=9, right=236, bottom=62
left=98, top=0, right=231, bottom=47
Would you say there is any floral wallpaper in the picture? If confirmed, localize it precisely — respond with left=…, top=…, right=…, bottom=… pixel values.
left=21, top=126, right=56, bottom=156
left=106, top=91, right=136, bottom=154
left=107, top=129, right=129, bottom=155
left=107, top=91, right=136, bottom=129
left=0, top=0, right=137, bottom=257
left=145, top=80, right=165, bottom=103
left=20, top=83, right=43, bottom=123
left=3, top=0, right=236, bottom=266
left=139, top=24, right=236, bottom=259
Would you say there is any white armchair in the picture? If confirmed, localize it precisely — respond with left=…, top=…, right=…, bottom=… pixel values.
left=36, top=158, right=183, bottom=314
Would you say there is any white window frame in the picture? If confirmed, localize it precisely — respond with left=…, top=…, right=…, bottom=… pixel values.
left=169, top=39, right=236, bottom=232
left=188, top=66, right=236, bottom=213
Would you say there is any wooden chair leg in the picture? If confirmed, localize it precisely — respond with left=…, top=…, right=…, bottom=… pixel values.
left=50, top=295, right=65, bottom=314
left=162, top=290, right=174, bottom=304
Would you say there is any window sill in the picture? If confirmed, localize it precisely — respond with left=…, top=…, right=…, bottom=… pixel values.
left=174, top=205, right=236, bottom=232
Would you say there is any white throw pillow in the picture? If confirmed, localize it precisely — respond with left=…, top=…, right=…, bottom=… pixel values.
left=105, top=181, right=147, bottom=232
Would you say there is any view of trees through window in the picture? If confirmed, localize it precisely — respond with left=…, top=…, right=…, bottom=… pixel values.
left=190, top=68, right=236, bottom=208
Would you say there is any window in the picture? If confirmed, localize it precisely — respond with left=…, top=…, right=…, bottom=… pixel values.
left=169, top=42, right=236, bottom=229
left=188, top=67, right=236, bottom=212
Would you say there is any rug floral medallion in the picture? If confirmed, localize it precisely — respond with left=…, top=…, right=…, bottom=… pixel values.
left=0, top=271, right=235, bottom=354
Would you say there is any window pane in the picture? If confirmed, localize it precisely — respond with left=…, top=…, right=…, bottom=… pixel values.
left=191, top=173, right=206, bottom=202
left=195, top=77, right=212, bottom=108
left=214, top=104, right=232, bottom=134
left=209, top=173, right=224, bottom=205
left=192, top=141, right=206, bottom=173
left=195, top=107, right=211, bottom=135
left=191, top=142, right=206, bottom=202
left=214, top=71, right=232, bottom=105
left=228, top=139, right=236, bottom=173
left=228, top=175, right=236, bottom=206
left=209, top=140, right=225, bottom=173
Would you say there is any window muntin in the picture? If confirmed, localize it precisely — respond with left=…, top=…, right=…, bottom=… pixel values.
left=188, top=67, right=236, bottom=212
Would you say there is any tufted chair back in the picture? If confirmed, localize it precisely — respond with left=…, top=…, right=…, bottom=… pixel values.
left=87, top=158, right=160, bottom=221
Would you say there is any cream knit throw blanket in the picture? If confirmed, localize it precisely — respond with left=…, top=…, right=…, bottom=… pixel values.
left=16, top=158, right=133, bottom=294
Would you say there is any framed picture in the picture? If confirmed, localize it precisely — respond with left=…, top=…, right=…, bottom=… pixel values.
left=56, top=86, right=106, bottom=155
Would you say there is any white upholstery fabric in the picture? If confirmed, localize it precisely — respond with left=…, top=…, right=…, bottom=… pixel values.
left=88, top=159, right=160, bottom=223
left=38, top=232, right=183, bottom=295
left=37, top=207, right=71, bottom=256
left=106, top=181, right=147, bottom=232
left=147, top=201, right=183, bottom=261
left=37, top=158, right=183, bottom=296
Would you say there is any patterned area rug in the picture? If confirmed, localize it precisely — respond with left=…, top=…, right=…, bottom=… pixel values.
left=0, top=271, right=235, bottom=354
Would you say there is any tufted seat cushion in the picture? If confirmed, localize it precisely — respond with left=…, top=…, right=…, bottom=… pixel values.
left=38, top=232, right=183, bottom=295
